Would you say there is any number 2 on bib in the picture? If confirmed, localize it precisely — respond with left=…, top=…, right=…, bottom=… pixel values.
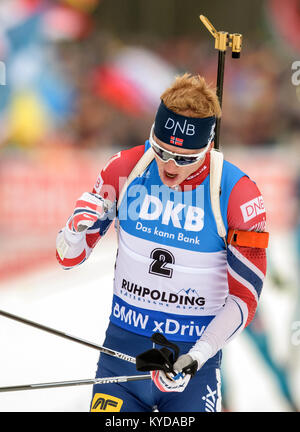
left=149, top=248, right=175, bottom=278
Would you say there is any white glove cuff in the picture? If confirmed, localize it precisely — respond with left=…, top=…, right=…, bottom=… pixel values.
left=188, top=341, right=213, bottom=370
left=64, top=220, right=86, bottom=244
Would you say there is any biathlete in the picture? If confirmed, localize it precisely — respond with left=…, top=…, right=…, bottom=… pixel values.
left=56, top=73, right=268, bottom=412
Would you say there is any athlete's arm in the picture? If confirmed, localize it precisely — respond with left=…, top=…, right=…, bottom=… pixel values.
left=55, top=192, right=115, bottom=269
left=56, top=145, right=145, bottom=269
left=187, top=176, right=268, bottom=369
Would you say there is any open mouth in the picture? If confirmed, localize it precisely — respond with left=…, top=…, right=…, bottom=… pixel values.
left=164, top=171, right=178, bottom=179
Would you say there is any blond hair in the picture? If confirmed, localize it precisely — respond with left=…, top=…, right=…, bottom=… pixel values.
left=160, top=73, right=221, bottom=118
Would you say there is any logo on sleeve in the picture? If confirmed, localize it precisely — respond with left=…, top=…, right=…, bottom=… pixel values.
left=240, top=196, right=265, bottom=222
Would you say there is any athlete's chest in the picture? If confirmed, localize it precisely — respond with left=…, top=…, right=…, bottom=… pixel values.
left=118, top=161, right=224, bottom=253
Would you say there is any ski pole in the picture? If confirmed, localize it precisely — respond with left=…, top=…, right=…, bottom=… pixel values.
left=0, top=309, right=136, bottom=364
left=0, top=374, right=151, bottom=393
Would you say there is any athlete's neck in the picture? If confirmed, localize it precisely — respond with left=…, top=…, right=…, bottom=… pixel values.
left=179, top=152, right=210, bottom=189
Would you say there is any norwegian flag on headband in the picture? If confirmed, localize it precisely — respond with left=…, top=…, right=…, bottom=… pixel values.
left=170, top=136, right=184, bottom=146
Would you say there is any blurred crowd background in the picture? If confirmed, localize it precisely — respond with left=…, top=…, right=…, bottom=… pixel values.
left=0, top=0, right=299, bottom=412
left=0, top=0, right=299, bottom=153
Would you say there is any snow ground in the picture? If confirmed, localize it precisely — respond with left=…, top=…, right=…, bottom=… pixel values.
left=0, top=234, right=299, bottom=412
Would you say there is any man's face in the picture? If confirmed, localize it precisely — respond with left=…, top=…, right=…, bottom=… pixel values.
left=153, top=134, right=208, bottom=188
